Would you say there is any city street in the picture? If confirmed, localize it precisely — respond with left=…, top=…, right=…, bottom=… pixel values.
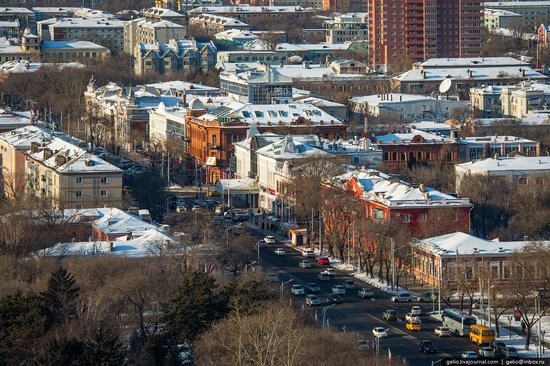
left=254, top=234, right=480, bottom=365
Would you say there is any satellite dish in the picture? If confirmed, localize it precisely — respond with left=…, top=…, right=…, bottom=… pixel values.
left=439, top=78, right=452, bottom=94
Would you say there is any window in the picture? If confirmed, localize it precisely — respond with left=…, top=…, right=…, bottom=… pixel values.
left=374, top=209, right=385, bottom=220
left=75, top=191, right=82, bottom=198
left=100, top=177, right=108, bottom=184
left=518, top=177, right=527, bottom=185
left=75, top=177, right=82, bottom=184
left=100, top=190, right=108, bottom=197
left=212, top=135, right=217, bottom=146
left=419, top=213, right=427, bottom=222
left=403, top=213, right=411, bottom=223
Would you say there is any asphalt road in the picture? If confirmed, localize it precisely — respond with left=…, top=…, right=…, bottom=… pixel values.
left=256, top=237, right=480, bottom=366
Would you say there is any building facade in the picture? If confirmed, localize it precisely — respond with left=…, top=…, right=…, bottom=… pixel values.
left=368, top=0, right=484, bottom=72
left=484, top=1, right=550, bottom=28
left=37, top=17, right=124, bottom=53
left=189, top=14, right=249, bottom=37
left=333, top=169, right=472, bottom=237
left=134, top=38, right=216, bottom=76
left=124, top=18, right=186, bottom=54
left=324, top=13, right=368, bottom=44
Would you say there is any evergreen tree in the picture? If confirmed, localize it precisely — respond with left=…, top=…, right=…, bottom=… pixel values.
left=163, top=272, right=227, bottom=347
left=43, top=267, right=80, bottom=324
left=0, top=291, right=49, bottom=365
left=83, top=327, right=125, bottom=366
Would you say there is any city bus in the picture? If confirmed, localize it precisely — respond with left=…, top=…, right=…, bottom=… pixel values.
left=442, top=308, right=477, bottom=336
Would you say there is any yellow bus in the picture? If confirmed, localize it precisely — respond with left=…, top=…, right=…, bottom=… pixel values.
left=469, top=325, right=495, bottom=345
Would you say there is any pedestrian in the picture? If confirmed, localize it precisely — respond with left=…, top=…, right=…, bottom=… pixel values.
left=521, top=320, right=526, bottom=334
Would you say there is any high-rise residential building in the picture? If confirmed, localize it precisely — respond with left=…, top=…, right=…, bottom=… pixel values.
left=368, top=0, right=483, bottom=72
left=323, top=0, right=368, bottom=13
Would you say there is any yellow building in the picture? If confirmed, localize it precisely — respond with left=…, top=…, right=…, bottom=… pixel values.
left=0, top=126, right=122, bottom=208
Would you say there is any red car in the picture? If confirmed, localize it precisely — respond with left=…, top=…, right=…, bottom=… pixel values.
left=317, top=256, right=330, bottom=265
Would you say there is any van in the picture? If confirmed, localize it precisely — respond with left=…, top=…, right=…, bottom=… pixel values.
left=303, top=248, right=315, bottom=257
left=469, top=325, right=495, bottom=346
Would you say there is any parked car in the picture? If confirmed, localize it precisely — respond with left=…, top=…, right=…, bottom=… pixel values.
left=405, top=313, right=420, bottom=323
left=298, top=260, right=312, bottom=269
left=410, top=306, right=422, bottom=316
left=332, top=285, right=346, bottom=295
left=302, top=248, right=315, bottom=257
left=264, top=236, right=276, bottom=244
left=317, top=273, right=330, bottom=282
left=434, top=326, right=451, bottom=337
left=321, top=269, right=336, bottom=277
left=493, top=342, right=507, bottom=354
left=305, top=283, right=320, bottom=293
left=291, top=284, right=305, bottom=296
left=479, top=347, right=496, bottom=358
left=473, top=298, right=489, bottom=309
left=461, top=351, right=478, bottom=359
left=406, top=321, right=422, bottom=331
left=342, top=280, right=355, bottom=290
left=257, top=239, right=266, bottom=247
left=372, top=327, right=388, bottom=338
left=418, top=340, right=437, bottom=354
left=326, top=294, right=343, bottom=304
left=176, top=205, right=187, bottom=213
left=391, top=293, right=413, bottom=302
left=191, top=205, right=201, bottom=212
left=358, top=288, right=374, bottom=299
left=305, top=294, right=321, bottom=306
left=317, top=256, right=330, bottom=265
left=383, top=309, right=398, bottom=321
left=505, top=347, right=519, bottom=359
left=274, top=248, right=286, bottom=256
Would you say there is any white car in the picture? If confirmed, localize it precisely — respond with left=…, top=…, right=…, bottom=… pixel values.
left=479, top=347, right=495, bottom=358
left=298, top=260, right=312, bottom=269
left=321, top=269, right=336, bottom=277
left=405, top=313, right=421, bottom=323
left=291, top=284, right=305, bottom=295
left=302, top=248, right=315, bottom=257
left=191, top=205, right=201, bottom=212
left=274, top=248, right=286, bottom=256
left=461, top=351, right=478, bottom=359
left=264, top=236, right=276, bottom=244
left=358, top=288, right=374, bottom=298
left=434, top=326, right=451, bottom=337
left=332, top=285, right=346, bottom=295
left=372, top=327, right=388, bottom=338
left=317, top=273, right=330, bottom=282
left=410, top=306, right=422, bottom=316
left=391, top=293, right=413, bottom=302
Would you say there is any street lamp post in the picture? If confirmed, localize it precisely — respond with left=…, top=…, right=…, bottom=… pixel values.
left=322, top=304, right=335, bottom=327
left=391, top=238, right=395, bottom=291
left=280, top=279, right=293, bottom=297
left=507, top=316, right=513, bottom=339
left=244, top=261, right=256, bottom=274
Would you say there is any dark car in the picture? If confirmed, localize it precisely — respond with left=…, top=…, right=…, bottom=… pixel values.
left=326, top=294, right=343, bottom=304
left=383, top=309, right=398, bottom=321
left=493, top=341, right=507, bottom=358
left=419, top=340, right=437, bottom=354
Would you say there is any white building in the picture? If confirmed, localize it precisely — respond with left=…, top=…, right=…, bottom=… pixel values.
left=350, top=93, right=468, bottom=122
left=484, top=1, right=550, bottom=28
left=148, top=104, right=187, bottom=146
left=324, top=13, right=368, bottom=44
left=0, top=20, right=19, bottom=38
left=462, top=135, right=540, bottom=160
left=500, top=81, right=550, bottom=119
left=484, top=9, right=522, bottom=31
left=455, top=155, right=550, bottom=190
left=392, top=57, right=548, bottom=97
left=189, top=13, right=249, bottom=36
left=37, top=17, right=125, bottom=53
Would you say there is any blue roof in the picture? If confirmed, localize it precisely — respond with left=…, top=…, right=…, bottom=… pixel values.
left=41, top=40, right=106, bottom=50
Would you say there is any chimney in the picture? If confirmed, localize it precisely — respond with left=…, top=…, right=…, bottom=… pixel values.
left=182, top=92, right=187, bottom=106
left=523, top=235, right=528, bottom=241
left=30, top=142, right=39, bottom=153
left=55, top=155, right=67, bottom=166
left=43, top=148, right=53, bottom=160
left=108, top=242, right=114, bottom=252
left=399, top=95, right=402, bottom=102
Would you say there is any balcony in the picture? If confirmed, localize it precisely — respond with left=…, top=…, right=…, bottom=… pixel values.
left=208, top=144, right=222, bottom=150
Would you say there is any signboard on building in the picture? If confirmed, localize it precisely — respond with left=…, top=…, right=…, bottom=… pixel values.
left=206, top=156, right=217, bottom=166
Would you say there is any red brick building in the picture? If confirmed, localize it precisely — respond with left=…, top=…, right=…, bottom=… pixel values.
left=185, top=101, right=347, bottom=184
left=333, top=168, right=471, bottom=237
left=368, top=0, right=483, bottom=72
left=374, top=130, right=460, bottom=172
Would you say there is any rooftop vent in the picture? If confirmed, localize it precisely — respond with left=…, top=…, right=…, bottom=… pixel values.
left=84, top=159, right=94, bottom=166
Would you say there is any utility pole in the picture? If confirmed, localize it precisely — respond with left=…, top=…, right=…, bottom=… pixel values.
left=438, top=261, right=442, bottom=315
left=318, top=211, right=322, bottom=254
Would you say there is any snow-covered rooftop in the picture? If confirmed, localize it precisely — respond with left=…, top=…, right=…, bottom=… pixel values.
left=41, top=40, right=108, bottom=50
left=196, top=101, right=342, bottom=126
left=374, top=129, right=454, bottom=145
left=0, top=59, right=85, bottom=73
left=334, top=168, right=471, bottom=208
left=455, top=156, right=550, bottom=174
left=350, top=93, right=437, bottom=105
left=145, top=80, right=219, bottom=94
left=406, top=121, right=453, bottom=131
left=37, top=17, right=124, bottom=28
left=256, top=135, right=331, bottom=160
left=394, top=57, right=547, bottom=82
left=215, top=29, right=257, bottom=41
left=142, top=7, right=186, bottom=18
left=462, top=135, right=537, bottom=145
left=415, top=232, right=548, bottom=258
left=189, top=5, right=312, bottom=14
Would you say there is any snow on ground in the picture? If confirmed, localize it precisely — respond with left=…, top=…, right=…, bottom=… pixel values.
left=496, top=327, right=550, bottom=358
